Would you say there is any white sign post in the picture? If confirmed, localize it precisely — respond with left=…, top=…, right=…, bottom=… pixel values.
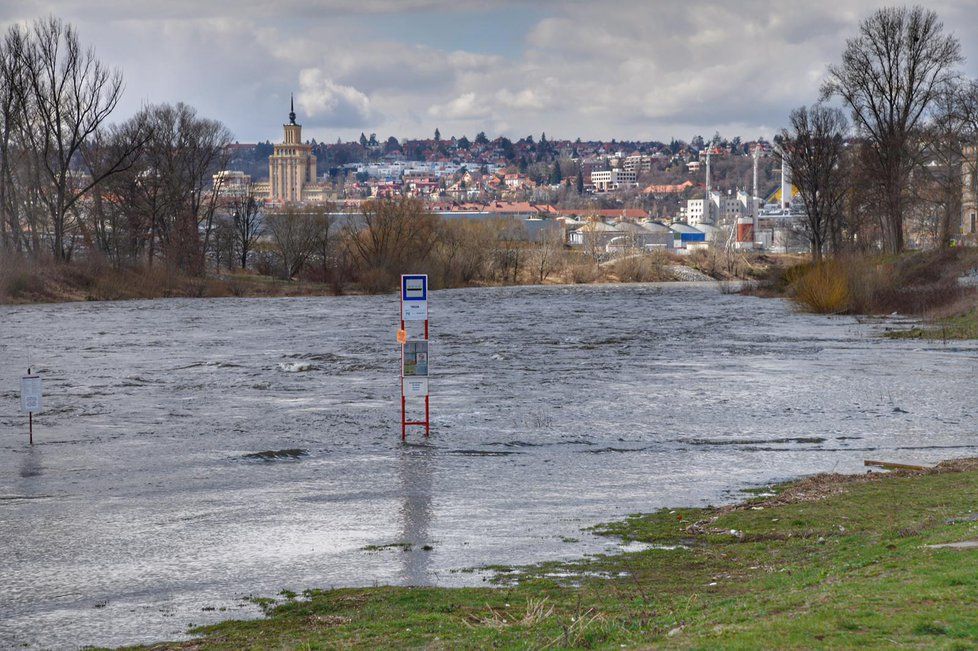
left=20, top=371, right=42, bottom=445
left=400, top=274, right=429, bottom=440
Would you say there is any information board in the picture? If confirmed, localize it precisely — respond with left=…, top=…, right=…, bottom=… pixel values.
left=21, top=375, right=42, bottom=413
left=402, top=341, right=429, bottom=377
left=401, top=274, right=428, bottom=321
left=403, top=377, right=429, bottom=397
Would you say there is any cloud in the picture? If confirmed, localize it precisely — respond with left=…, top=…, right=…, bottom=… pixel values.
left=297, top=69, right=378, bottom=128
left=428, top=92, right=489, bottom=120
left=3, top=0, right=977, bottom=142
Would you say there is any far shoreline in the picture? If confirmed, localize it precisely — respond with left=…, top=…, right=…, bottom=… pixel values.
left=0, top=268, right=737, bottom=308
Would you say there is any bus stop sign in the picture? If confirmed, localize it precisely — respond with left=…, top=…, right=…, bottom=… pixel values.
left=401, top=274, right=428, bottom=321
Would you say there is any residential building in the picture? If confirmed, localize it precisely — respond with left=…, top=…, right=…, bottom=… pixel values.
left=622, top=153, right=653, bottom=173
left=590, top=168, right=638, bottom=192
left=684, top=190, right=748, bottom=225
left=212, top=170, right=252, bottom=199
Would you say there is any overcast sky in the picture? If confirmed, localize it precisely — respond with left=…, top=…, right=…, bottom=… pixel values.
left=3, top=1, right=978, bottom=143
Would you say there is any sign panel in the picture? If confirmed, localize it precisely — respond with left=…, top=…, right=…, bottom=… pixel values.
left=403, top=377, right=428, bottom=397
left=402, top=341, right=429, bottom=377
left=401, top=274, right=428, bottom=321
left=21, top=375, right=42, bottom=413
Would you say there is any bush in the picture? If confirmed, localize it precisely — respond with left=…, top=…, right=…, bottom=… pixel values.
left=567, top=260, right=603, bottom=284
left=785, top=251, right=970, bottom=316
left=609, top=252, right=670, bottom=283
left=791, top=261, right=851, bottom=314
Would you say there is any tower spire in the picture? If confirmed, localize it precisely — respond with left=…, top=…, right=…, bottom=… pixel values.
left=289, top=93, right=296, bottom=125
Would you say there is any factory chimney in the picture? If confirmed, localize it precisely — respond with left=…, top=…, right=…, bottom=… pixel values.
left=705, top=151, right=712, bottom=224
left=752, top=146, right=760, bottom=246
left=780, top=150, right=791, bottom=211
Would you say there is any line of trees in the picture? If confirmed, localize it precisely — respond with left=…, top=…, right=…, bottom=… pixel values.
left=781, top=5, right=977, bottom=258
left=0, top=17, right=234, bottom=275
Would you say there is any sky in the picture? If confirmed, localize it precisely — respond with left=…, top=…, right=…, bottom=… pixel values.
left=2, top=0, right=978, bottom=144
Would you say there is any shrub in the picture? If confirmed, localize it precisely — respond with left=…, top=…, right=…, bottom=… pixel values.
left=791, top=261, right=851, bottom=314
left=567, top=260, right=603, bottom=284
left=609, top=252, right=670, bottom=283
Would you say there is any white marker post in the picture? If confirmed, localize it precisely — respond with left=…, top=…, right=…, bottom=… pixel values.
left=399, top=274, right=429, bottom=441
left=20, top=368, right=42, bottom=445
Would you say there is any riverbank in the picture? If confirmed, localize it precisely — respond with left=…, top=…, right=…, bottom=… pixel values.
left=130, top=459, right=978, bottom=650
left=0, top=252, right=776, bottom=305
left=751, top=248, right=978, bottom=340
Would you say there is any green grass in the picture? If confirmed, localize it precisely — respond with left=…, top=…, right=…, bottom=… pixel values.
left=887, top=308, right=978, bottom=340
left=128, top=462, right=978, bottom=650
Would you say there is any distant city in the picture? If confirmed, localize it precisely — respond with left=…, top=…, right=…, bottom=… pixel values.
left=216, top=102, right=810, bottom=254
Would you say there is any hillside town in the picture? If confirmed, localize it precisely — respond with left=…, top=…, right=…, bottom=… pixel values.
left=208, top=97, right=809, bottom=255
left=206, top=100, right=976, bottom=260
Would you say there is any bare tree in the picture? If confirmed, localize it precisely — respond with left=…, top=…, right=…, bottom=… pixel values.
left=111, top=103, right=231, bottom=272
left=530, top=226, right=565, bottom=283
left=0, top=27, right=26, bottom=253
left=13, top=17, right=143, bottom=261
left=489, top=218, right=528, bottom=284
left=779, top=104, right=850, bottom=259
left=229, top=195, right=264, bottom=270
left=823, top=5, right=962, bottom=253
left=309, top=204, right=334, bottom=281
left=955, top=80, right=978, bottom=241
left=265, top=207, right=328, bottom=279
left=915, top=83, right=966, bottom=248
left=344, top=197, right=440, bottom=292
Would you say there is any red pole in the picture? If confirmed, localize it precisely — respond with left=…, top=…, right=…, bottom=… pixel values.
left=401, top=395, right=406, bottom=442
left=27, top=366, right=32, bottom=446
left=424, top=395, right=430, bottom=437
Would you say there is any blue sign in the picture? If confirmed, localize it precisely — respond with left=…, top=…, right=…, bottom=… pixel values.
left=402, top=275, right=427, bottom=301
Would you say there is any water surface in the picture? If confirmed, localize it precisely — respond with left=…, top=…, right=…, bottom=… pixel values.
left=1, top=284, right=976, bottom=648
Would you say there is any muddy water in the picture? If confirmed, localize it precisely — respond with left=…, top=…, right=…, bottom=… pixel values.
left=1, top=284, right=977, bottom=648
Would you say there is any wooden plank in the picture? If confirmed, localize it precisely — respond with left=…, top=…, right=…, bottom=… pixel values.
left=864, top=459, right=931, bottom=471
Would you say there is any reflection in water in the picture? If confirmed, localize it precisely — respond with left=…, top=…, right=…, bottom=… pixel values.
left=19, top=447, right=42, bottom=479
left=398, top=444, right=434, bottom=585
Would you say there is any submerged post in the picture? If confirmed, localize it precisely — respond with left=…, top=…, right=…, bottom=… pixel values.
left=399, top=274, right=429, bottom=441
left=21, top=367, right=42, bottom=445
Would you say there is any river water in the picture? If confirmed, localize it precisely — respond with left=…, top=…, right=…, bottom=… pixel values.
left=2, top=283, right=977, bottom=648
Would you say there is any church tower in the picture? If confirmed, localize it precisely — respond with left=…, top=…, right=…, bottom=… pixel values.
left=269, top=95, right=317, bottom=204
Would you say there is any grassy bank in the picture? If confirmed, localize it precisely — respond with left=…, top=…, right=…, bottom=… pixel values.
left=753, top=249, right=978, bottom=339
left=0, top=258, right=340, bottom=304
left=885, top=308, right=978, bottom=340
left=132, top=459, right=978, bottom=650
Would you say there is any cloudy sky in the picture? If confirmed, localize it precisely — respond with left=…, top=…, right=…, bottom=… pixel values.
left=3, top=1, right=978, bottom=143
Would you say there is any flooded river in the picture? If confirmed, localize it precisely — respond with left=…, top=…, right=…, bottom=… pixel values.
left=2, top=283, right=977, bottom=648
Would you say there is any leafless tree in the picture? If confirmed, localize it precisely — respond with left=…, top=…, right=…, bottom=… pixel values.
left=530, top=225, right=565, bottom=283
left=489, top=218, right=528, bottom=283
left=111, top=103, right=231, bottom=272
left=823, top=5, right=962, bottom=253
left=265, top=207, right=329, bottom=279
left=0, top=27, right=26, bottom=253
left=13, top=17, right=143, bottom=261
left=229, top=195, right=264, bottom=270
left=431, top=218, right=493, bottom=287
left=914, top=83, right=966, bottom=248
left=344, top=197, right=440, bottom=291
left=779, top=104, right=850, bottom=259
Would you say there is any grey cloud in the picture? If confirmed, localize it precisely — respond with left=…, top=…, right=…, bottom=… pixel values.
left=3, top=0, right=977, bottom=142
